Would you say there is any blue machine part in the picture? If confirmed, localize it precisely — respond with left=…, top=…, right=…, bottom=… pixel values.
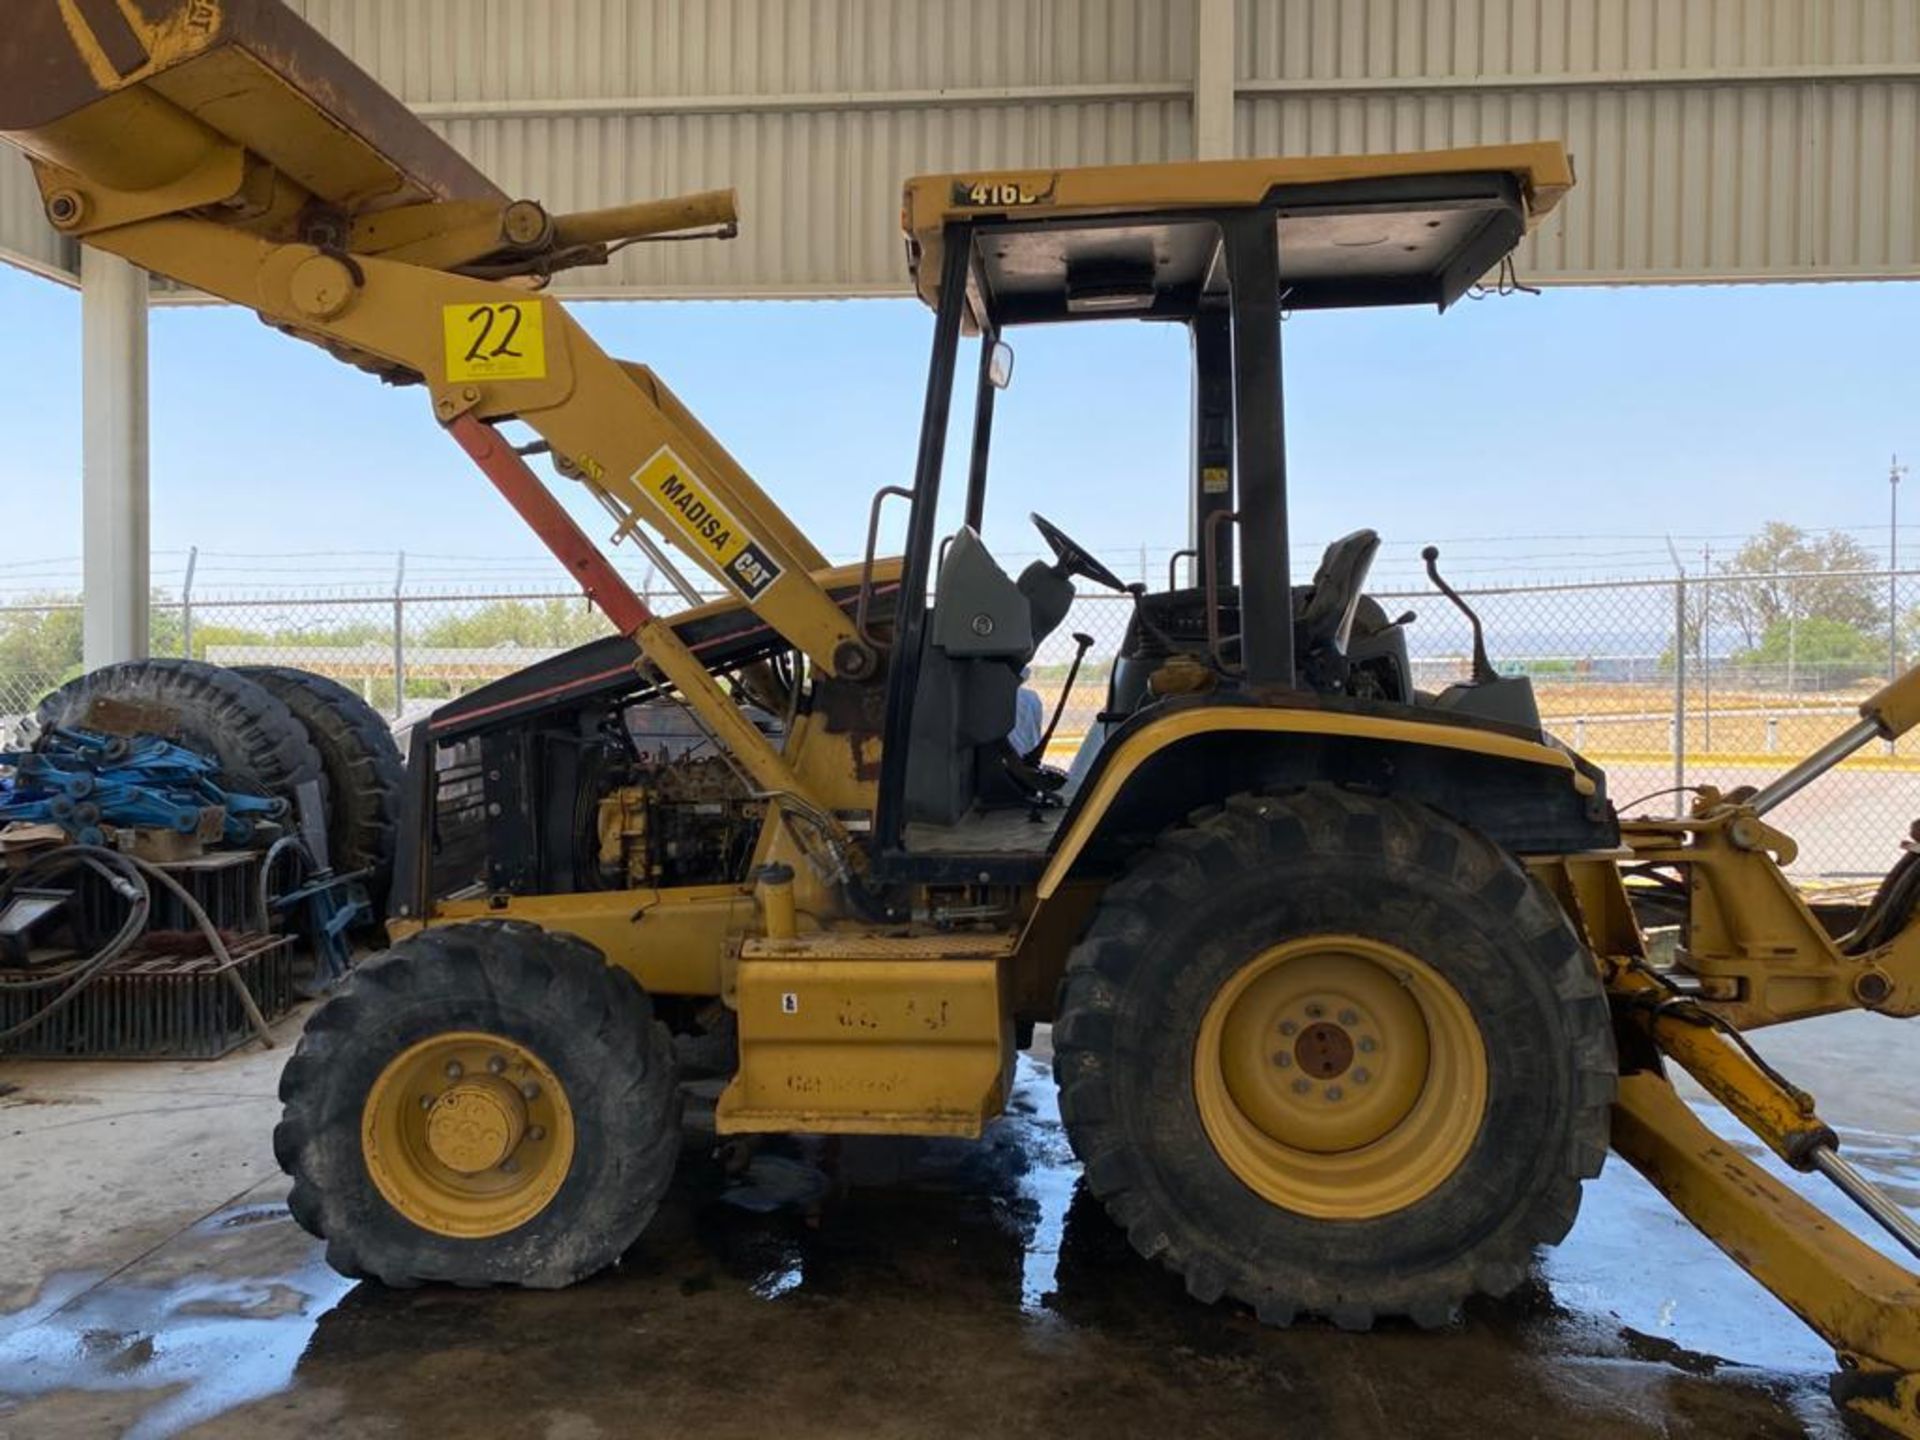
left=0, top=727, right=287, bottom=846
left=270, top=868, right=370, bottom=992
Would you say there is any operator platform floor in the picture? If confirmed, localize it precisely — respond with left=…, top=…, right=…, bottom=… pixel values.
left=3, top=1011, right=1917, bottom=1440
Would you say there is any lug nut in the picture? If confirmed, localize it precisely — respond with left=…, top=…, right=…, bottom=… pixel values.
left=1272, top=1052, right=1292, bottom=1068
left=521, top=1082, right=541, bottom=1101
left=1292, top=1078, right=1311, bottom=1095
left=444, top=1060, right=464, bottom=1080
left=1279, top=1020, right=1297, bottom=1037
left=1358, top=1037, right=1377, bottom=1054
left=1325, top=1086, right=1344, bottom=1101
left=1353, top=1068, right=1371, bottom=1085
left=527, top=1125, right=545, bottom=1142
left=1305, top=1003, right=1325, bottom=1019
left=487, top=1055, right=507, bottom=1075
left=500, top=1157, right=519, bottom=1174
left=419, top=1094, right=435, bottom=1110
left=1337, top=1008, right=1359, bottom=1027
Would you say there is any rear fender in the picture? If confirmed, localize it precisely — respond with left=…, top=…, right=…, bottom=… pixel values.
left=1038, top=703, right=1614, bottom=898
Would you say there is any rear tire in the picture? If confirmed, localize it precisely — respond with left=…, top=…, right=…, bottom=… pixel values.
left=1052, top=784, right=1614, bottom=1329
left=275, top=919, right=680, bottom=1288
left=237, top=665, right=403, bottom=917
left=36, top=658, right=322, bottom=802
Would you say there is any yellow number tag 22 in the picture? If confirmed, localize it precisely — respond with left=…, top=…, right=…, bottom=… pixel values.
left=443, top=300, right=547, bottom=382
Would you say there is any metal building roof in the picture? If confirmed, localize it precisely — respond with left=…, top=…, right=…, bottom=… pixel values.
left=1, top=0, right=1916, bottom=293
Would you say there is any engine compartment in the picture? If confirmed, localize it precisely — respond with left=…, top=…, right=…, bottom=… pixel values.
left=591, top=711, right=765, bottom=891
left=426, top=691, right=775, bottom=906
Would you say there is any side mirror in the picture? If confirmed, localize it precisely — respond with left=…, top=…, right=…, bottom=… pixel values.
left=987, top=339, right=1015, bottom=390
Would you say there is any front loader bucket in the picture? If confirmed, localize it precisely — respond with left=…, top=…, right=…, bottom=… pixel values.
left=0, top=0, right=501, bottom=232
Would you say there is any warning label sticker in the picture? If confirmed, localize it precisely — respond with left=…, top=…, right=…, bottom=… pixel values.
left=632, top=446, right=784, bottom=601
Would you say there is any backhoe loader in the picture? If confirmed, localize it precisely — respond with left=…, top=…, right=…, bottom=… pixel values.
left=11, top=4, right=1920, bottom=1431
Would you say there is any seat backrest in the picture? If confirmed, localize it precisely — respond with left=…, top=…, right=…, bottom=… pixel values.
left=930, top=529, right=1033, bottom=659
left=1298, top=529, right=1381, bottom=652
left=905, top=530, right=1030, bottom=826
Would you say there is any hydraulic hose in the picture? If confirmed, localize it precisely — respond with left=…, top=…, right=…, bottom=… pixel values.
left=1846, top=843, right=1920, bottom=955
left=0, top=842, right=274, bottom=1049
left=125, top=850, right=273, bottom=1045
left=0, top=845, right=150, bottom=1045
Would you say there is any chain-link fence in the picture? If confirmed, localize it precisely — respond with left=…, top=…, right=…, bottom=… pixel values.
left=5, top=565, right=1917, bottom=878
left=1015, top=566, right=1920, bottom=881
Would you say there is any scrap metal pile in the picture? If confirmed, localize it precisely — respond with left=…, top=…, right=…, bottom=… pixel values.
left=1, top=727, right=289, bottom=849
left=0, top=658, right=404, bottom=1058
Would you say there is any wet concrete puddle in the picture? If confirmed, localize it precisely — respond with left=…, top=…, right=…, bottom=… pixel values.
left=1, top=1054, right=1902, bottom=1438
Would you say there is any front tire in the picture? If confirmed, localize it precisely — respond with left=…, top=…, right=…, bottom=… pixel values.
left=1053, top=785, right=1614, bottom=1329
left=275, top=920, right=680, bottom=1288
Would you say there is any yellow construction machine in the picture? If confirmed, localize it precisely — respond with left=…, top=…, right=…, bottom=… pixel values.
left=11, top=4, right=1920, bottom=1431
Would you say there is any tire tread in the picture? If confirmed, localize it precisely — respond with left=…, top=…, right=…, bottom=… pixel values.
left=1051, top=782, right=1615, bottom=1329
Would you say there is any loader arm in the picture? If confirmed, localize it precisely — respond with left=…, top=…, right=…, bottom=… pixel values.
left=0, top=0, right=875, bottom=816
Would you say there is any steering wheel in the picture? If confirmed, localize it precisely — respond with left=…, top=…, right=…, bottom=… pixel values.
left=1031, top=512, right=1130, bottom=593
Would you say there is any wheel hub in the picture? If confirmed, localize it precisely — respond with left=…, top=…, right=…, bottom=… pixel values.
left=361, top=1030, right=575, bottom=1238
left=1195, top=934, right=1488, bottom=1219
left=1293, top=1020, right=1354, bottom=1079
left=425, top=1079, right=528, bottom=1174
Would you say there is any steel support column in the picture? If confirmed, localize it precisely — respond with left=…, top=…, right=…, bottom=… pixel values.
left=1190, top=307, right=1234, bottom=592
left=1189, top=0, right=1236, bottom=565
left=1192, top=0, right=1235, bottom=161
left=81, top=247, right=149, bottom=668
left=1223, top=214, right=1291, bottom=689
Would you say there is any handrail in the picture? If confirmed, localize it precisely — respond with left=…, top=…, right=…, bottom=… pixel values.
left=1203, top=510, right=1241, bottom=672
left=856, top=486, right=914, bottom=650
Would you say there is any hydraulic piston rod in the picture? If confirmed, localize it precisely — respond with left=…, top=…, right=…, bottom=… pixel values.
left=1749, top=664, right=1920, bottom=815
left=1815, top=1147, right=1920, bottom=1265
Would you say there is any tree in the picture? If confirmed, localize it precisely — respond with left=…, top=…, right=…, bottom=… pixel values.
left=0, top=593, right=83, bottom=708
left=414, top=597, right=609, bottom=650
left=1735, top=615, right=1880, bottom=669
left=1711, top=522, right=1883, bottom=651
left=1730, top=614, right=1882, bottom=690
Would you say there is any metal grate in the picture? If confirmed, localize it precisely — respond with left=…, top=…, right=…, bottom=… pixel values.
left=0, top=934, right=292, bottom=1061
left=70, top=850, right=265, bottom=950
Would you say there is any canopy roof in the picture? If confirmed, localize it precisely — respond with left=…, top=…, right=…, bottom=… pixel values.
left=901, top=143, right=1574, bottom=320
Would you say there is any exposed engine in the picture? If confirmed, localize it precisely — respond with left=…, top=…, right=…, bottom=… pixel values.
left=594, top=752, right=762, bottom=890
left=427, top=689, right=780, bottom=905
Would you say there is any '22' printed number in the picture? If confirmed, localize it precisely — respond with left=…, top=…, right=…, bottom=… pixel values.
left=462, top=303, right=526, bottom=363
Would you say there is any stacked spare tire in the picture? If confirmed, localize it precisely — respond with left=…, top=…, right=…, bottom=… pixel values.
left=36, top=658, right=405, bottom=923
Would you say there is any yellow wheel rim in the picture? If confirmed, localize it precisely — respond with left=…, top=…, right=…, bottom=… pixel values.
left=1194, top=934, right=1488, bottom=1220
left=362, top=1030, right=576, bottom=1239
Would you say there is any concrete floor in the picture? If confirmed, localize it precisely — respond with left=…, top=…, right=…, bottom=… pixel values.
left=3, top=1011, right=1918, bottom=1440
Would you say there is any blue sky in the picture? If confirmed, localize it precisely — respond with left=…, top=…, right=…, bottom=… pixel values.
left=0, top=263, right=1913, bottom=596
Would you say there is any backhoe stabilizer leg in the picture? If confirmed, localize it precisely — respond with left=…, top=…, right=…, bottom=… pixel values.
left=1612, top=1071, right=1920, bottom=1435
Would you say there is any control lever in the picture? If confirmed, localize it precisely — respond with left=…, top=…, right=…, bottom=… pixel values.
left=1421, top=546, right=1496, bottom=685
left=1026, top=632, right=1096, bottom=766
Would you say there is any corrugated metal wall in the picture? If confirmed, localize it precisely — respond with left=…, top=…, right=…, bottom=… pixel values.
left=284, top=0, right=1196, bottom=295
left=1236, top=0, right=1920, bottom=282
left=0, top=151, right=76, bottom=283
left=2, top=1, right=1916, bottom=291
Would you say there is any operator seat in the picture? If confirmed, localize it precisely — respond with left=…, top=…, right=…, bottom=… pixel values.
left=905, top=528, right=1066, bottom=826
